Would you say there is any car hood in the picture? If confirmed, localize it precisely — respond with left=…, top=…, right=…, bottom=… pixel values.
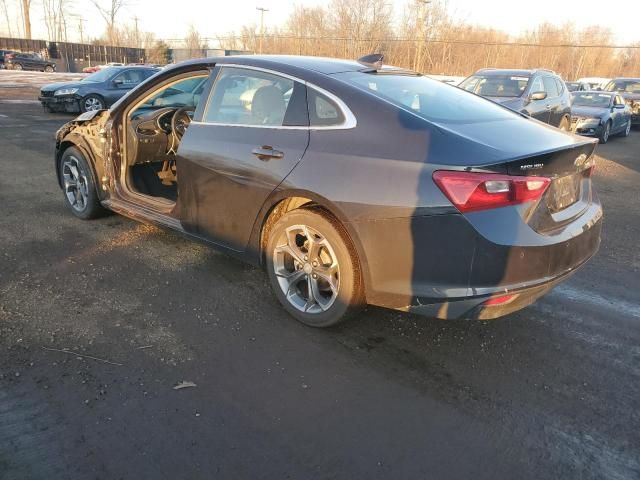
left=484, top=96, right=524, bottom=111
left=41, top=81, right=86, bottom=92
left=571, top=105, right=607, bottom=118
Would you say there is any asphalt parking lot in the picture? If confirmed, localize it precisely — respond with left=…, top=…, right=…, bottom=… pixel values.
left=1, top=72, right=639, bottom=479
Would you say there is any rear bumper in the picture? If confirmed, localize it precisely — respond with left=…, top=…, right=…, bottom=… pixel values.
left=39, top=95, right=81, bottom=113
left=354, top=202, right=602, bottom=320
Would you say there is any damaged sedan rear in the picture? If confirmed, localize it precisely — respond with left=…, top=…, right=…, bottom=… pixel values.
left=53, top=55, right=602, bottom=327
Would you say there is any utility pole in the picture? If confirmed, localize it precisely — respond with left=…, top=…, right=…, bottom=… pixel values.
left=256, top=6, right=268, bottom=54
left=77, top=17, right=86, bottom=44
left=133, top=15, right=140, bottom=48
left=413, top=0, right=430, bottom=72
left=22, top=0, right=31, bottom=39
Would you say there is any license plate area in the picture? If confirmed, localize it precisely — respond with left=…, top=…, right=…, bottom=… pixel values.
left=547, top=174, right=580, bottom=212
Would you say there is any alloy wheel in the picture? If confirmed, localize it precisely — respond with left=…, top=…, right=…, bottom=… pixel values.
left=62, top=155, right=89, bottom=212
left=272, top=224, right=340, bottom=314
left=625, top=121, right=631, bottom=136
left=84, top=97, right=103, bottom=111
left=603, top=123, right=610, bottom=143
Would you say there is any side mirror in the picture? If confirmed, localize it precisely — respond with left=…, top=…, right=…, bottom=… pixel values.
left=529, top=91, right=547, bottom=101
left=614, top=103, right=626, bottom=109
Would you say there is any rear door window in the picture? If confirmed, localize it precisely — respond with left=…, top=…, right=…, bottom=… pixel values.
left=204, top=67, right=307, bottom=127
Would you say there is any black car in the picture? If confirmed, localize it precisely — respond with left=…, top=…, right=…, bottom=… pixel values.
left=4, top=52, right=56, bottom=72
left=460, top=68, right=572, bottom=130
left=603, top=78, right=640, bottom=126
left=39, top=66, right=159, bottom=113
left=54, top=55, right=602, bottom=327
left=570, top=91, right=632, bottom=143
left=566, top=81, right=590, bottom=92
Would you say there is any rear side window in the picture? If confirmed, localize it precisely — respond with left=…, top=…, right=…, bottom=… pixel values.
left=543, top=76, right=559, bottom=97
left=335, top=71, right=516, bottom=124
left=204, top=67, right=307, bottom=127
left=308, top=89, right=345, bottom=126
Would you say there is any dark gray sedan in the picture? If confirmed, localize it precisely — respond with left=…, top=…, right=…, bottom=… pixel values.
left=570, top=91, right=632, bottom=143
left=53, top=55, right=602, bottom=327
left=39, top=66, right=158, bottom=113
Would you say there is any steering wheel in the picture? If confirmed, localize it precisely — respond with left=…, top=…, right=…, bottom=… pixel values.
left=171, top=106, right=195, bottom=142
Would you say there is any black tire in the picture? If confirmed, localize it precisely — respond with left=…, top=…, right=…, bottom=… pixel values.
left=44, top=65, right=54, bottom=73
left=58, top=147, right=106, bottom=220
left=599, top=120, right=611, bottom=144
left=80, top=94, right=105, bottom=113
left=558, top=116, right=570, bottom=132
left=266, top=208, right=363, bottom=327
left=13, top=63, right=23, bottom=71
left=620, top=119, right=631, bottom=137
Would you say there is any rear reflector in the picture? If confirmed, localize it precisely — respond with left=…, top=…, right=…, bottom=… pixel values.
left=483, top=294, right=517, bottom=306
left=433, top=171, right=551, bottom=213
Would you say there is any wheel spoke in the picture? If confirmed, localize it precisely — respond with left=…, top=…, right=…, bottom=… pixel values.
left=314, top=265, right=338, bottom=294
left=304, top=275, right=318, bottom=312
left=274, top=244, right=304, bottom=264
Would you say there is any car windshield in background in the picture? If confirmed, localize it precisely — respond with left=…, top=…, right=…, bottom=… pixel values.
left=604, top=80, right=640, bottom=94
left=459, top=74, right=529, bottom=97
left=571, top=92, right=612, bottom=108
left=83, top=67, right=118, bottom=83
left=334, top=72, right=516, bottom=124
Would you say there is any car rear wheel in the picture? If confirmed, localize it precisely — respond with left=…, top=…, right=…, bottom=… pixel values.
left=81, top=94, right=105, bottom=112
left=266, top=209, right=363, bottom=327
left=44, top=65, right=54, bottom=73
left=558, top=116, right=570, bottom=132
left=620, top=119, right=631, bottom=137
left=59, top=147, right=106, bottom=219
left=599, top=121, right=611, bottom=144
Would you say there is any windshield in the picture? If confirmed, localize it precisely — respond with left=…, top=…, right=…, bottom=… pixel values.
left=83, top=67, right=119, bottom=83
left=459, top=74, right=529, bottom=98
left=604, top=80, right=640, bottom=94
left=334, top=72, right=517, bottom=124
left=571, top=92, right=612, bottom=108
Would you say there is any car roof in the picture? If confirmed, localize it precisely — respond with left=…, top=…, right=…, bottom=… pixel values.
left=609, top=77, right=640, bottom=81
left=165, top=55, right=381, bottom=75
left=474, top=68, right=556, bottom=76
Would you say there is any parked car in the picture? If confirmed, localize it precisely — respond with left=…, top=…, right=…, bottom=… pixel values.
left=53, top=55, right=602, bottom=327
left=0, top=49, right=16, bottom=69
left=570, top=91, right=631, bottom=143
left=602, top=78, right=640, bottom=126
left=459, top=68, right=572, bottom=130
left=576, top=77, right=610, bottom=91
left=566, top=81, right=590, bottom=92
left=39, top=65, right=159, bottom=113
left=4, top=52, right=56, bottom=72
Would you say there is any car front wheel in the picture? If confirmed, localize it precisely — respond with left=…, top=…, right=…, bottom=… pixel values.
left=599, top=120, right=611, bottom=144
left=266, top=208, right=363, bottom=327
left=13, top=63, right=23, bottom=70
left=44, top=65, right=54, bottom=72
left=59, top=147, right=106, bottom=219
left=81, top=94, right=105, bottom=112
left=621, top=119, right=631, bottom=137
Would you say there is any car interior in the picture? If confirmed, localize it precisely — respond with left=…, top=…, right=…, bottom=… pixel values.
left=125, top=73, right=209, bottom=203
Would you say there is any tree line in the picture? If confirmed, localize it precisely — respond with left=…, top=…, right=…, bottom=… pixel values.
left=1, top=0, right=639, bottom=78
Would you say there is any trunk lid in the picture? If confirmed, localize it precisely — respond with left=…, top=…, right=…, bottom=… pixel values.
left=503, top=141, right=597, bottom=233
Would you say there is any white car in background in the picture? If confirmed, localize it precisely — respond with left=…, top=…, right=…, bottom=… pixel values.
left=576, top=77, right=611, bottom=91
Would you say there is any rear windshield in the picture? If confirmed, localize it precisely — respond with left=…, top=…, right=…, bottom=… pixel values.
left=334, top=71, right=517, bottom=124
left=571, top=92, right=612, bottom=107
left=459, top=74, right=529, bottom=98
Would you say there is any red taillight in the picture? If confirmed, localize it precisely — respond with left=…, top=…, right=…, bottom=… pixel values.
left=433, top=171, right=551, bottom=213
left=483, top=294, right=517, bottom=306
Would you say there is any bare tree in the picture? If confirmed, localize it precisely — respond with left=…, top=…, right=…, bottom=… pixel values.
left=91, top=0, right=125, bottom=45
left=184, top=24, right=205, bottom=59
left=21, top=0, right=31, bottom=38
left=43, top=0, right=73, bottom=42
left=0, top=0, right=13, bottom=37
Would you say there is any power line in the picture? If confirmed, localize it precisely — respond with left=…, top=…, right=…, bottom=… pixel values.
left=163, top=34, right=640, bottom=50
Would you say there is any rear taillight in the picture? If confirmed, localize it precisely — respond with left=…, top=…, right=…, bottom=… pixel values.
left=483, top=294, right=518, bottom=306
left=433, top=171, right=551, bottom=213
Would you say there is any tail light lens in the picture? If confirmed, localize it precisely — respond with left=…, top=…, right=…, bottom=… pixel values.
left=433, top=171, right=551, bottom=213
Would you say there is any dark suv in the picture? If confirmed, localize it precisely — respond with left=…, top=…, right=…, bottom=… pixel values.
left=603, top=78, right=640, bottom=126
left=4, top=52, right=56, bottom=72
left=460, top=69, right=572, bottom=130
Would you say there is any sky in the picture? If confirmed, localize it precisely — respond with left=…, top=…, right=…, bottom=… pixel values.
left=5, top=0, right=640, bottom=45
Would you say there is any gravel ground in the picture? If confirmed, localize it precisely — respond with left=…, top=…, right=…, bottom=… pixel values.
left=0, top=71, right=639, bottom=479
